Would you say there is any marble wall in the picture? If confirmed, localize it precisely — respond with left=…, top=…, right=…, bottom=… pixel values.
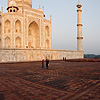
left=0, top=49, right=84, bottom=62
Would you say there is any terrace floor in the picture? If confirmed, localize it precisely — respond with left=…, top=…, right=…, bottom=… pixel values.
left=0, top=60, right=100, bottom=100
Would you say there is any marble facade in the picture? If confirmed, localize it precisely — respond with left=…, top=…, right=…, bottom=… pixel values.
left=0, top=0, right=84, bottom=62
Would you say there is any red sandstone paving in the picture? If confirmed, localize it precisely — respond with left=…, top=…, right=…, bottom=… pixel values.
left=0, top=61, right=100, bottom=100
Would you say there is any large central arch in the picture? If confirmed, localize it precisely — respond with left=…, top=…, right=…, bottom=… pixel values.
left=28, top=21, right=40, bottom=48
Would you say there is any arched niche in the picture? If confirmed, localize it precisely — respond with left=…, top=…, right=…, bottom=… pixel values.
left=28, top=21, right=40, bottom=48
left=5, top=20, right=11, bottom=33
left=15, top=36, right=21, bottom=48
left=51, top=55, right=53, bottom=60
left=28, top=42, right=31, bottom=48
left=5, top=37, right=11, bottom=48
left=46, top=39, right=49, bottom=49
left=45, top=26, right=49, bottom=37
left=15, top=20, right=21, bottom=33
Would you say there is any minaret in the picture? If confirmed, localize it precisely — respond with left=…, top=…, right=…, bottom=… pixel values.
left=77, top=2, right=83, bottom=51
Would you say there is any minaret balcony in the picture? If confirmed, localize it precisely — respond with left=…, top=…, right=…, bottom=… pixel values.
left=77, top=24, right=83, bottom=26
left=77, top=9, right=82, bottom=12
left=77, top=37, right=83, bottom=39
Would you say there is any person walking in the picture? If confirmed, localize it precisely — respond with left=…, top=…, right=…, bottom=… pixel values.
left=42, top=59, right=45, bottom=69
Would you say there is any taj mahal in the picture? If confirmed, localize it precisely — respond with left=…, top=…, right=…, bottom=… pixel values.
left=0, top=0, right=84, bottom=62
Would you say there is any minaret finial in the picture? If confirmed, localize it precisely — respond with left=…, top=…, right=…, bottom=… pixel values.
left=42, top=6, right=44, bottom=12
left=1, top=7, right=3, bottom=14
left=50, top=15, right=52, bottom=21
left=78, top=0, right=80, bottom=3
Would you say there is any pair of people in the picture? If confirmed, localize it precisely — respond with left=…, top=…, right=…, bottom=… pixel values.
left=63, top=57, right=66, bottom=61
left=42, top=59, right=49, bottom=69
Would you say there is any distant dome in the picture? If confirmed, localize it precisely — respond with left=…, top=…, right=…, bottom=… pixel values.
left=38, top=8, right=43, bottom=12
left=9, top=0, right=17, bottom=7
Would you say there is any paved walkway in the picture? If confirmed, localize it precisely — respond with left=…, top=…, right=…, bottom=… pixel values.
left=0, top=61, right=100, bottom=100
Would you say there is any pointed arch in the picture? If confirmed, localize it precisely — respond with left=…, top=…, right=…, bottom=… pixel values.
left=46, top=39, right=49, bottom=49
left=15, top=20, right=21, bottom=33
left=4, top=37, right=11, bottom=48
left=15, top=36, right=21, bottom=48
left=45, top=26, right=49, bottom=37
left=5, top=20, right=11, bottom=33
left=28, top=21, right=40, bottom=48
left=28, top=42, right=31, bottom=48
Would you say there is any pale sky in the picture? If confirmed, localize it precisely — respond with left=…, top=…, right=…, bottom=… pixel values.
left=0, top=0, right=100, bottom=54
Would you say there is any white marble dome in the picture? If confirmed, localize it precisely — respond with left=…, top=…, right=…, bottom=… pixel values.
left=9, top=0, right=17, bottom=7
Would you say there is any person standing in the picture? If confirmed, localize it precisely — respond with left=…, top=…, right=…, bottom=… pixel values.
left=63, top=57, right=65, bottom=61
left=42, top=59, right=45, bottom=68
left=65, top=57, right=66, bottom=61
left=46, top=59, right=49, bottom=69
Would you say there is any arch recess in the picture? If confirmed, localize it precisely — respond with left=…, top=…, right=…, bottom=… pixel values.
left=5, top=20, right=11, bottom=33
left=28, top=42, right=31, bottom=48
left=15, top=20, right=21, bottom=33
left=4, top=37, right=11, bottom=48
left=45, top=26, right=49, bottom=37
left=46, top=39, right=49, bottom=49
left=28, top=21, right=40, bottom=48
left=15, top=36, right=21, bottom=48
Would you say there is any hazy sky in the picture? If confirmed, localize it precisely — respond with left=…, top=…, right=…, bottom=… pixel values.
left=0, top=0, right=100, bottom=54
